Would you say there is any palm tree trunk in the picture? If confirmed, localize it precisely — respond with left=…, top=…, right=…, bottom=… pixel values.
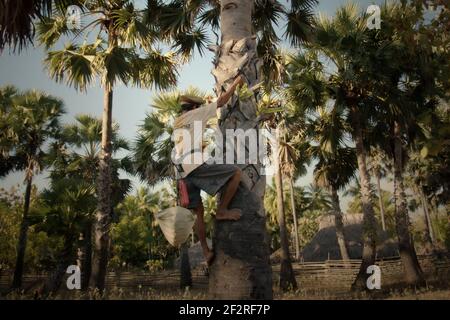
left=42, top=234, right=76, bottom=295
left=274, top=167, right=297, bottom=291
left=350, top=107, right=377, bottom=291
left=393, top=121, right=425, bottom=286
left=376, top=172, right=386, bottom=231
left=418, top=183, right=435, bottom=251
left=208, top=0, right=272, bottom=299
left=180, top=242, right=192, bottom=289
left=12, top=176, right=32, bottom=289
left=289, top=178, right=300, bottom=261
left=330, top=186, right=350, bottom=261
left=430, top=196, right=442, bottom=239
left=81, top=221, right=92, bottom=290
left=90, top=88, right=113, bottom=291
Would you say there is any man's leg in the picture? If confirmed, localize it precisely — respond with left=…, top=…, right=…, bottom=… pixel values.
left=216, top=168, right=242, bottom=221
left=193, top=203, right=214, bottom=265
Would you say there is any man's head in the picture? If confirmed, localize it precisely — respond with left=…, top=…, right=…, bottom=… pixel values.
left=180, top=95, right=205, bottom=113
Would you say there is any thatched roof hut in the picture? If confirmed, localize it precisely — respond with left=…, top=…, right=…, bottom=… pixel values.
left=300, top=214, right=399, bottom=262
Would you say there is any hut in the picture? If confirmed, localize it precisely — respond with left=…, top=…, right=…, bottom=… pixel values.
left=300, top=214, right=399, bottom=262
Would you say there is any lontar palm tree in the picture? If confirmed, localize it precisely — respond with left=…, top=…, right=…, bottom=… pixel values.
left=273, top=120, right=297, bottom=290
left=368, top=2, right=448, bottom=287
left=309, top=107, right=357, bottom=261
left=285, top=49, right=355, bottom=262
left=258, top=91, right=301, bottom=290
left=310, top=4, right=389, bottom=290
left=0, top=88, right=65, bottom=289
left=38, top=0, right=177, bottom=291
left=157, top=0, right=318, bottom=299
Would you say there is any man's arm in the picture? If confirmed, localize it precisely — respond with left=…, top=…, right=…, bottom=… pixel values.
left=216, top=75, right=245, bottom=108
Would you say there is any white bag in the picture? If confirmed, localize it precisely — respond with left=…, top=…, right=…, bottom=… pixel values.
left=155, top=206, right=196, bottom=247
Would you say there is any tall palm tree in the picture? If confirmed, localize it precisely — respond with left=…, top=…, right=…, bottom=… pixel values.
left=0, top=88, right=65, bottom=289
left=282, top=139, right=309, bottom=261
left=156, top=0, right=318, bottom=299
left=259, top=91, right=301, bottom=290
left=273, top=122, right=297, bottom=291
left=368, top=2, right=449, bottom=286
left=286, top=45, right=356, bottom=263
left=37, top=0, right=178, bottom=291
left=309, top=106, right=357, bottom=261
left=307, top=4, right=393, bottom=290
left=278, top=85, right=311, bottom=262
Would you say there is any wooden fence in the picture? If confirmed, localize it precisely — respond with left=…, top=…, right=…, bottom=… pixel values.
left=1, top=254, right=449, bottom=293
left=273, top=254, right=450, bottom=292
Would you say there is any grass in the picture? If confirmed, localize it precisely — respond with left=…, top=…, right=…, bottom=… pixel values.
left=2, top=284, right=450, bottom=300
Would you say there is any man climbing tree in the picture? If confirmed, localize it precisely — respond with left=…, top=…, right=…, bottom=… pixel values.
left=207, top=0, right=273, bottom=299
left=173, top=76, right=246, bottom=265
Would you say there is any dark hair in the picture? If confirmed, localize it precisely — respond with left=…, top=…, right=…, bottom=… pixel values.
left=181, top=103, right=199, bottom=112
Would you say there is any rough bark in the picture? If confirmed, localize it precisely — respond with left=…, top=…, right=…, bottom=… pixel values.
left=77, top=222, right=92, bottom=290
left=180, top=242, right=192, bottom=288
left=393, top=121, right=425, bottom=286
left=330, top=186, right=350, bottom=261
left=208, top=0, right=272, bottom=300
left=350, top=108, right=377, bottom=291
left=375, top=172, right=386, bottom=231
left=274, top=164, right=297, bottom=290
left=289, top=178, right=300, bottom=261
left=12, top=177, right=32, bottom=289
left=419, top=183, right=435, bottom=250
left=90, top=88, right=113, bottom=291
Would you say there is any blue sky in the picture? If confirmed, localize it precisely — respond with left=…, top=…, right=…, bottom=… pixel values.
left=0, top=0, right=384, bottom=211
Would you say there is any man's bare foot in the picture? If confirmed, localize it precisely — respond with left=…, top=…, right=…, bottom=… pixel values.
left=216, top=208, right=242, bottom=221
left=204, top=250, right=215, bottom=266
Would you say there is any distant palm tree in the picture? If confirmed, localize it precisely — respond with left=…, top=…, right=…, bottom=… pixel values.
left=116, top=186, right=172, bottom=263
left=366, top=3, right=447, bottom=286
left=273, top=123, right=297, bottom=291
left=305, top=4, right=391, bottom=290
left=49, top=114, right=132, bottom=290
left=0, top=87, right=65, bottom=289
left=307, top=105, right=356, bottom=261
left=0, top=86, right=26, bottom=177
left=286, top=50, right=354, bottom=262
left=39, top=178, right=96, bottom=295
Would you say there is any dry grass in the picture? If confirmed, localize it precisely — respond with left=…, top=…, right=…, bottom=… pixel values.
left=2, top=285, right=449, bottom=300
